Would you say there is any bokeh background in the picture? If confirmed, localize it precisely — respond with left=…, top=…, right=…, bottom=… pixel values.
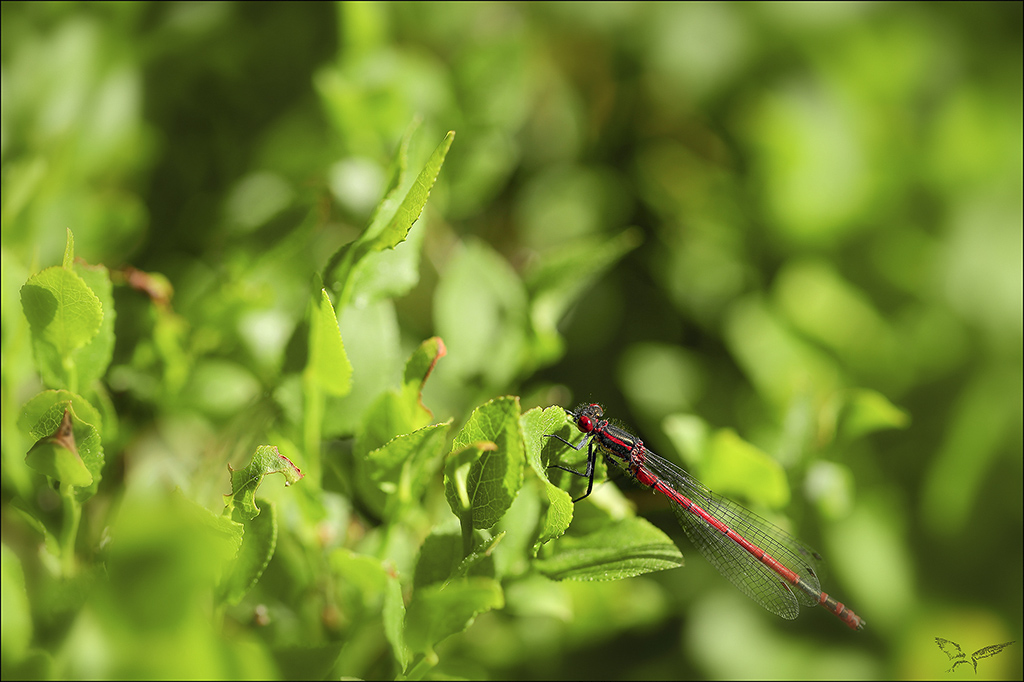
left=2, top=2, right=1021, bottom=679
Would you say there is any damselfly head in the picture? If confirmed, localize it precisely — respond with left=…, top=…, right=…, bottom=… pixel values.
left=568, top=403, right=604, bottom=433
left=582, top=403, right=604, bottom=419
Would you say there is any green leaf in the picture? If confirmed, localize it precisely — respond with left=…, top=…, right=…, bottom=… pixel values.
left=488, top=480, right=546, bottom=578
left=401, top=336, right=447, bottom=418
left=328, top=549, right=407, bottom=668
left=61, top=227, right=75, bottom=269
left=443, top=441, right=493, bottom=525
left=322, top=298, right=402, bottom=438
left=72, top=260, right=116, bottom=389
left=20, top=395, right=103, bottom=498
left=325, top=130, right=455, bottom=308
left=836, top=388, right=910, bottom=441
left=185, top=495, right=244, bottom=558
left=383, top=571, right=408, bottom=673
left=306, top=288, right=352, bottom=396
left=224, top=445, right=304, bottom=522
left=414, top=529, right=466, bottom=589
left=377, top=118, right=418, bottom=205
left=365, top=422, right=451, bottom=485
left=361, top=421, right=452, bottom=519
left=373, top=130, right=454, bottom=251
left=218, top=500, right=277, bottom=606
left=701, top=429, right=791, bottom=510
left=350, top=338, right=450, bottom=514
left=355, top=337, right=447, bottom=459
left=21, top=266, right=103, bottom=388
left=434, top=240, right=529, bottom=388
left=444, top=396, right=525, bottom=530
left=348, top=222, right=425, bottom=304
left=172, top=492, right=245, bottom=602
left=535, top=517, right=684, bottom=581
left=19, top=390, right=102, bottom=437
left=661, top=413, right=710, bottom=470
left=451, top=532, right=505, bottom=581
left=25, top=407, right=91, bottom=487
left=521, top=406, right=575, bottom=547
left=404, top=578, right=504, bottom=654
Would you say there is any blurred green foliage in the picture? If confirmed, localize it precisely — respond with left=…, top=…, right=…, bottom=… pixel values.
left=2, top=2, right=1021, bottom=680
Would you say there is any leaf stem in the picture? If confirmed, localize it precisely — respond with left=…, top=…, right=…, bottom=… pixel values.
left=460, top=506, right=474, bottom=557
left=60, top=484, right=81, bottom=576
left=64, top=356, right=79, bottom=395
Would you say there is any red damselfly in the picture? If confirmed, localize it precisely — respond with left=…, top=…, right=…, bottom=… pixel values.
left=546, top=403, right=865, bottom=630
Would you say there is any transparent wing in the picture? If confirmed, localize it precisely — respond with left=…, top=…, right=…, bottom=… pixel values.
left=639, top=449, right=826, bottom=620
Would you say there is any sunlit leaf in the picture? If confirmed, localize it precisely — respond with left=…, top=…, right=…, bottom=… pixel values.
left=444, top=396, right=524, bottom=530
left=355, top=337, right=447, bottom=458
left=306, top=288, right=352, bottom=396
left=21, top=266, right=103, bottom=387
left=20, top=396, right=103, bottom=498
left=701, top=428, right=791, bottom=510
left=325, top=130, right=455, bottom=307
left=323, top=298, right=403, bottom=437
left=536, top=518, right=683, bottom=581
left=836, top=388, right=910, bottom=441
left=520, top=406, right=575, bottom=547
left=72, top=260, right=116, bottom=390
left=361, top=421, right=452, bottom=519
left=25, top=407, right=91, bottom=487
left=373, top=130, right=454, bottom=250
left=224, top=445, right=304, bottom=522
